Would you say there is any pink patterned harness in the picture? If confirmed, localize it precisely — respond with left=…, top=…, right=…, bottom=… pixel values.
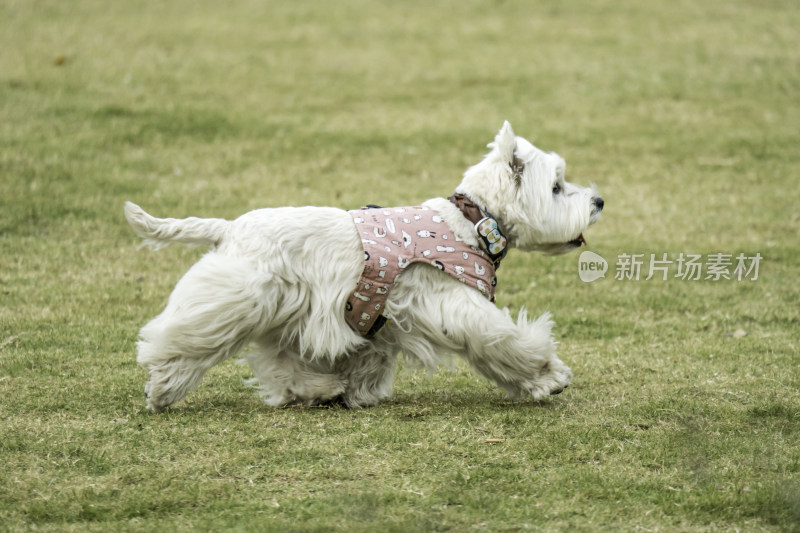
left=345, top=206, right=497, bottom=337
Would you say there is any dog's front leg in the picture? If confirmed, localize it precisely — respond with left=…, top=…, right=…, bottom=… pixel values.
left=433, top=293, right=572, bottom=400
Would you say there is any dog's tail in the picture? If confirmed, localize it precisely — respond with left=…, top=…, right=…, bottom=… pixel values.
left=124, top=202, right=229, bottom=249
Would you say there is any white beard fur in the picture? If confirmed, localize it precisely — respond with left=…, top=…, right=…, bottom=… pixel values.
left=125, top=121, right=603, bottom=412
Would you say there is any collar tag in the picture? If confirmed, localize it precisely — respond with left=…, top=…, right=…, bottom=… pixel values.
left=476, top=216, right=508, bottom=264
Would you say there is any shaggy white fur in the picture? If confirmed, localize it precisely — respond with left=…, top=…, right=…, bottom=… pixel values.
left=125, top=121, right=603, bottom=411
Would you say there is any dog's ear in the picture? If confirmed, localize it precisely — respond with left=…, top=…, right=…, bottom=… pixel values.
left=490, top=121, right=524, bottom=185
left=489, top=121, right=516, bottom=163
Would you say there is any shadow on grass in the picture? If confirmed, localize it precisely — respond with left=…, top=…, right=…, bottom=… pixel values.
left=143, top=386, right=568, bottom=419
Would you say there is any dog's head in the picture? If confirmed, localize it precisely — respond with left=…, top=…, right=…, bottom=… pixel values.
left=456, top=121, right=603, bottom=255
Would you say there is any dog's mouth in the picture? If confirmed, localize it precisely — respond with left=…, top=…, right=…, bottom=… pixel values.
left=535, top=233, right=588, bottom=255
left=567, top=233, right=587, bottom=247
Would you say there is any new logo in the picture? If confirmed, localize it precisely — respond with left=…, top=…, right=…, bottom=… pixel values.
left=578, top=251, right=608, bottom=282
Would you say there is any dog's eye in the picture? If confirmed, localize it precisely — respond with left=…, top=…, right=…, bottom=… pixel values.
left=552, top=183, right=562, bottom=195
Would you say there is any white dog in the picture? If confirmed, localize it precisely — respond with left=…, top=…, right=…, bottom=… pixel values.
left=125, top=121, right=603, bottom=412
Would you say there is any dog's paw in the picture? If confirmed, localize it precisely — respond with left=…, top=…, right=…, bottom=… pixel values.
left=310, top=395, right=349, bottom=409
left=519, top=358, right=573, bottom=401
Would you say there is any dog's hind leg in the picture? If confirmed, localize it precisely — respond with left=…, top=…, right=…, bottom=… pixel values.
left=137, top=254, right=268, bottom=412
left=243, top=347, right=397, bottom=409
left=335, top=345, right=398, bottom=408
left=243, top=343, right=348, bottom=407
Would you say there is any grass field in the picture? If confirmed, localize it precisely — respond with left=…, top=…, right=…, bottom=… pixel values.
left=2, top=0, right=799, bottom=531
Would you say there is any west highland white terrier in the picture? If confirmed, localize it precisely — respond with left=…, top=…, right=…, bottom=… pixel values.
left=125, top=121, right=603, bottom=411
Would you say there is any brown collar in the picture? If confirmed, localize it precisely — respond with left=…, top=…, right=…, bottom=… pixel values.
left=447, top=193, right=485, bottom=225
left=448, top=193, right=508, bottom=267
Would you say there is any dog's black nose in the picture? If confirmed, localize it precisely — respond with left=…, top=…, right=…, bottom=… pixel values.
left=593, top=197, right=604, bottom=211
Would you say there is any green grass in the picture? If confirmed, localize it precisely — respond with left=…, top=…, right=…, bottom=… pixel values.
left=2, top=0, right=799, bottom=530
